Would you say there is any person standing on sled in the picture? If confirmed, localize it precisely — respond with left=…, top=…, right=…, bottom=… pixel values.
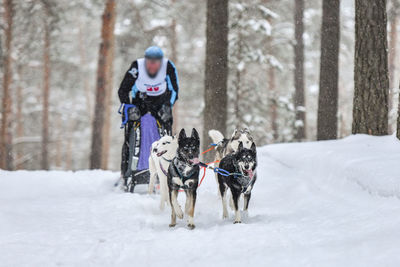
left=118, top=46, right=179, bottom=191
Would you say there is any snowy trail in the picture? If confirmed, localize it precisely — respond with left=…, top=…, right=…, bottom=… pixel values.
left=1, top=135, right=400, bottom=267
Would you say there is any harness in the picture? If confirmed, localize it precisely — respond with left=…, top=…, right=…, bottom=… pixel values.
left=197, top=161, right=243, bottom=179
left=159, top=156, right=171, bottom=176
left=232, top=162, right=254, bottom=194
left=200, top=161, right=253, bottom=194
left=174, top=163, right=197, bottom=180
left=232, top=162, right=245, bottom=179
left=172, top=160, right=199, bottom=190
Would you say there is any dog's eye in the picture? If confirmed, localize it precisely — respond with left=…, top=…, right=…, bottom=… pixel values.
left=165, top=142, right=170, bottom=144
left=162, top=142, right=166, bottom=145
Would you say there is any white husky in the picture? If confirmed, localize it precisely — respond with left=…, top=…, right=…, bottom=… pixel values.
left=148, top=135, right=178, bottom=210
left=209, top=128, right=254, bottom=161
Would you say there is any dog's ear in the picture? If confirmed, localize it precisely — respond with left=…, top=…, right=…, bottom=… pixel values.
left=251, top=142, right=256, bottom=154
left=238, top=141, right=244, bottom=151
left=231, top=129, right=238, bottom=140
left=243, top=128, right=250, bottom=133
left=248, top=134, right=254, bottom=142
left=178, top=128, right=186, bottom=141
left=191, top=128, right=199, bottom=140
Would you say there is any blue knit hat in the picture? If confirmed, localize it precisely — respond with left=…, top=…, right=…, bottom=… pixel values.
left=144, top=46, right=164, bottom=59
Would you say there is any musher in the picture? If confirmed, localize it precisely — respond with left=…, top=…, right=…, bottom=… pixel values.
left=118, top=46, right=179, bottom=186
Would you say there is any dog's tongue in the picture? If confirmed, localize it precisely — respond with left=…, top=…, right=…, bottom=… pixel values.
left=190, top=158, right=200, bottom=165
left=156, top=150, right=166, bottom=157
left=246, top=169, right=254, bottom=179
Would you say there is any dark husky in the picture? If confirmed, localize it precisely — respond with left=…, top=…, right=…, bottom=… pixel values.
left=217, top=141, right=257, bottom=223
left=167, top=128, right=200, bottom=229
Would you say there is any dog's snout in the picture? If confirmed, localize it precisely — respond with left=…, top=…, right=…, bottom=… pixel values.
left=153, top=148, right=158, bottom=153
left=244, top=164, right=249, bottom=169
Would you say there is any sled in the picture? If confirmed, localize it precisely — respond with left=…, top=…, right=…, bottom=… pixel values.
left=119, top=104, right=167, bottom=193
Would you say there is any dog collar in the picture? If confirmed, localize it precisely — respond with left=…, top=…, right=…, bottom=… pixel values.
left=161, top=156, right=172, bottom=163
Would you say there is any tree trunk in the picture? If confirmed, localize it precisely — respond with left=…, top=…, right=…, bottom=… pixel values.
left=294, top=0, right=306, bottom=141
left=15, top=66, right=24, bottom=169
left=268, top=66, right=278, bottom=141
left=203, top=0, right=228, bottom=160
left=234, top=68, right=242, bottom=129
left=90, top=0, right=116, bottom=169
left=100, top=39, right=115, bottom=169
left=170, top=0, right=179, bottom=134
left=389, top=17, right=397, bottom=99
left=388, top=6, right=398, bottom=133
left=78, top=22, right=93, bottom=124
left=41, top=21, right=51, bottom=170
left=317, top=0, right=340, bottom=140
left=397, top=82, right=400, bottom=139
left=65, top=117, right=77, bottom=170
left=352, top=0, right=389, bottom=135
left=55, top=118, right=62, bottom=168
left=1, top=0, right=14, bottom=170
left=100, top=1, right=116, bottom=170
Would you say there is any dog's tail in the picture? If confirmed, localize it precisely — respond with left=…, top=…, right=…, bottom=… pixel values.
left=208, top=129, right=224, bottom=144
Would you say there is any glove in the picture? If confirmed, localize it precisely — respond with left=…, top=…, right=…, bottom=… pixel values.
left=128, top=106, right=141, bottom=121
left=157, top=104, right=172, bottom=124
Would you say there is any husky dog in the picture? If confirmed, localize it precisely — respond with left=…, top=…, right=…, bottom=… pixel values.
left=148, top=135, right=178, bottom=210
left=217, top=141, right=257, bottom=223
left=167, top=128, right=200, bottom=229
left=208, top=128, right=254, bottom=191
left=209, top=128, right=254, bottom=163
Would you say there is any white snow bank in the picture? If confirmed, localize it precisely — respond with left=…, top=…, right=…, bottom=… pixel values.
left=1, top=135, right=400, bottom=267
left=262, top=134, right=400, bottom=198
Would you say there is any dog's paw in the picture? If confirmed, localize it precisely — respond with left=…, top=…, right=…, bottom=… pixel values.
left=187, top=224, right=195, bottom=230
left=222, top=212, right=228, bottom=220
left=176, top=207, right=184, bottom=219
left=234, top=220, right=242, bottom=224
left=169, top=223, right=176, bottom=228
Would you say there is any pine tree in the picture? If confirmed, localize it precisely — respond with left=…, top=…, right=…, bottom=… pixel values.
left=294, top=0, right=306, bottom=140
left=388, top=0, right=399, bottom=132
left=203, top=0, right=228, bottom=160
left=352, top=0, right=389, bottom=135
left=90, top=0, right=116, bottom=169
left=170, top=0, right=179, bottom=134
left=397, top=82, right=400, bottom=139
left=100, top=20, right=115, bottom=170
left=0, top=0, right=14, bottom=170
left=317, top=0, right=340, bottom=140
left=41, top=2, right=51, bottom=170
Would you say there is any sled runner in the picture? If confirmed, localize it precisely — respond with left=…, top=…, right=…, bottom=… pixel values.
left=119, top=104, right=167, bottom=193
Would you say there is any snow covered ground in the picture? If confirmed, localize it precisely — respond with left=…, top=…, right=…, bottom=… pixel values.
left=1, top=134, right=400, bottom=267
